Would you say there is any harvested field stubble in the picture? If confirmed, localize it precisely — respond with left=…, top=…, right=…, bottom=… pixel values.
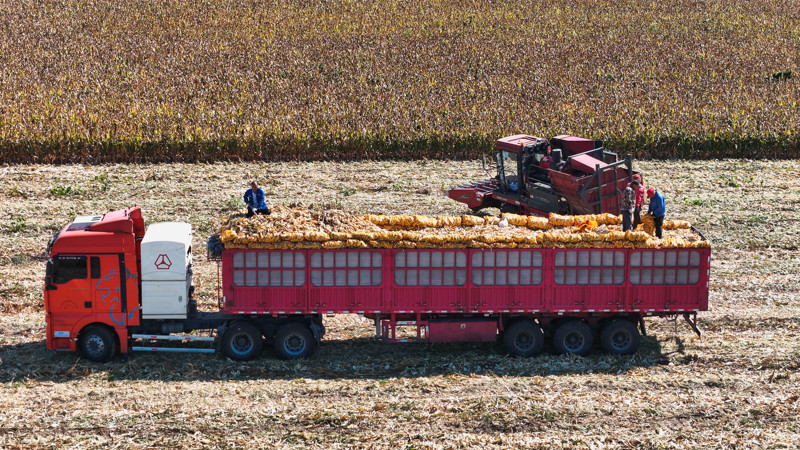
left=0, top=0, right=798, bottom=162
left=1, top=160, right=799, bottom=447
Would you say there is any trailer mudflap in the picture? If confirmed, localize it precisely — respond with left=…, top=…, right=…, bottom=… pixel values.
left=309, top=321, right=325, bottom=344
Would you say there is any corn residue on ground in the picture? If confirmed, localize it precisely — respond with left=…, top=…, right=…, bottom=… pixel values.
left=0, top=160, right=798, bottom=447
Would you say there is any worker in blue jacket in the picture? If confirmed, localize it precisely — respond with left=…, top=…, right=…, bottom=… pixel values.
left=646, top=188, right=666, bottom=238
left=244, top=182, right=271, bottom=218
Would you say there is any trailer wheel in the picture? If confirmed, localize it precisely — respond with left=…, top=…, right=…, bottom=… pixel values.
left=222, top=322, right=263, bottom=361
left=553, top=320, right=593, bottom=356
left=79, top=325, right=117, bottom=363
left=274, top=323, right=315, bottom=360
left=600, top=320, right=641, bottom=355
left=503, top=320, right=544, bottom=357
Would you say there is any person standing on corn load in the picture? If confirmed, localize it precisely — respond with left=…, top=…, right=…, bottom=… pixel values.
left=621, top=180, right=639, bottom=232
left=244, top=182, right=271, bottom=218
left=628, top=174, right=646, bottom=230
left=646, top=188, right=666, bottom=239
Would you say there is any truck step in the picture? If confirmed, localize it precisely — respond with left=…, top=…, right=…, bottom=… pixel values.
left=131, top=334, right=215, bottom=342
left=131, top=347, right=216, bottom=353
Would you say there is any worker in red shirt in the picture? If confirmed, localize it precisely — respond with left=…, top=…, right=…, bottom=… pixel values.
left=628, top=174, right=645, bottom=230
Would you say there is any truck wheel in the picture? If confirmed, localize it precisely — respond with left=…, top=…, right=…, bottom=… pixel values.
left=553, top=320, right=594, bottom=356
left=503, top=320, right=544, bottom=357
left=601, top=320, right=641, bottom=355
left=79, top=325, right=117, bottom=363
left=222, top=322, right=263, bottom=361
left=274, top=323, right=315, bottom=360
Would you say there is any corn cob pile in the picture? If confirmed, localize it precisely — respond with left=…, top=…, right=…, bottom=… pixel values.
left=219, top=207, right=709, bottom=250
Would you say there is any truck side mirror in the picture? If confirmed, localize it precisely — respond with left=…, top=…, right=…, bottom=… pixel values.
left=45, top=260, right=57, bottom=291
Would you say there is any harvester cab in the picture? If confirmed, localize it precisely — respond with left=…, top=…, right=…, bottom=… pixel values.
left=449, top=134, right=640, bottom=217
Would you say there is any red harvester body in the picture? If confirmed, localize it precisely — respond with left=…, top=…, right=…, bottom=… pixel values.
left=449, top=134, right=640, bottom=216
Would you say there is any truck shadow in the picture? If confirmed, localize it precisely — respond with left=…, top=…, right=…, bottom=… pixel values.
left=0, top=335, right=677, bottom=383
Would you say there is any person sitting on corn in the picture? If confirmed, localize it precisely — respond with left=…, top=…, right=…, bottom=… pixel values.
left=244, top=182, right=271, bottom=218
left=646, top=188, right=666, bottom=239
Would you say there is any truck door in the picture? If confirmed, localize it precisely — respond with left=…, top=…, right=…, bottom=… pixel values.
left=90, top=254, right=131, bottom=326
left=49, top=256, right=92, bottom=315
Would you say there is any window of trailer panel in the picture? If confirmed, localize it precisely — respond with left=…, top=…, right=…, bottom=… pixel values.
left=394, top=251, right=467, bottom=286
left=309, top=251, right=383, bottom=287
left=470, top=250, right=543, bottom=286
left=553, top=250, right=625, bottom=285
left=232, top=251, right=306, bottom=287
left=630, top=250, right=701, bottom=285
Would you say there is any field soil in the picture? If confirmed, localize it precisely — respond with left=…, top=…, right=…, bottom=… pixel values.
left=1, top=160, right=799, bottom=448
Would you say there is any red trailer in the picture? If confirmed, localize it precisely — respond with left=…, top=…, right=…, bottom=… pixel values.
left=44, top=207, right=710, bottom=362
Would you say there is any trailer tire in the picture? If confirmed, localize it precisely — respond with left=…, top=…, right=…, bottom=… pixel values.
left=503, top=320, right=544, bottom=357
left=274, top=323, right=315, bottom=360
left=553, top=320, right=593, bottom=356
left=600, top=320, right=641, bottom=355
left=79, top=325, right=117, bottom=363
left=222, top=322, right=263, bottom=361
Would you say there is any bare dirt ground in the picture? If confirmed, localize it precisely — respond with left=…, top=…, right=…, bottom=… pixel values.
left=1, top=160, right=799, bottom=448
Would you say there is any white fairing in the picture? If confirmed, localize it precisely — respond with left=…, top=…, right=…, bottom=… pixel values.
left=141, top=222, right=192, bottom=281
left=141, top=280, right=192, bottom=319
left=140, top=222, right=193, bottom=319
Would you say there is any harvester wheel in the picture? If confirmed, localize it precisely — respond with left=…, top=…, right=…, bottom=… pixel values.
left=274, top=323, right=316, bottom=360
left=79, top=325, right=117, bottom=363
left=553, top=320, right=594, bottom=356
left=222, top=322, right=263, bottom=361
left=600, top=320, right=641, bottom=355
left=500, top=204, right=518, bottom=214
left=503, top=320, right=544, bottom=357
left=558, top=199, right=573, bottom=215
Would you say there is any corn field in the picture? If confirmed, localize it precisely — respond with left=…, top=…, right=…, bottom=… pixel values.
left=0, top=0, right=797, bottom=163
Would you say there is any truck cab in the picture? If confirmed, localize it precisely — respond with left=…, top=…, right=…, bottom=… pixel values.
left=44, top=207, right=194, bottom=361
left=44, top=207, right=323, bottom=363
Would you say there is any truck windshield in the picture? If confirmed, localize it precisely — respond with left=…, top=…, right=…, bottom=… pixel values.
left=497, top=151, right=519, bottom=191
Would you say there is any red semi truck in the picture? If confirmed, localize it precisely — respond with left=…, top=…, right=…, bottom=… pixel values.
left=44, top=207, right=710, bottom=362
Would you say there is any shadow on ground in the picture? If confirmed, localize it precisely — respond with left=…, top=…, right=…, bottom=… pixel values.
left=0, top=334, right=676, bottom=383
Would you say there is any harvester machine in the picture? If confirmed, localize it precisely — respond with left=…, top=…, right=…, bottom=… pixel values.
left=448, top=134, right=640, bottom=216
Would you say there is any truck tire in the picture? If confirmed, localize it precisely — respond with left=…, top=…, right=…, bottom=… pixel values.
left=503, top=320, right=544, bottom=357
left=274, top=323, right=315, bottom=360
left=553, top=320, right=594, bottom=356
left=79, top=325, right=117, bottom=363
left=600, top=320, right=641, bottom=355
left=222, top=322, right=263, bottom=361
